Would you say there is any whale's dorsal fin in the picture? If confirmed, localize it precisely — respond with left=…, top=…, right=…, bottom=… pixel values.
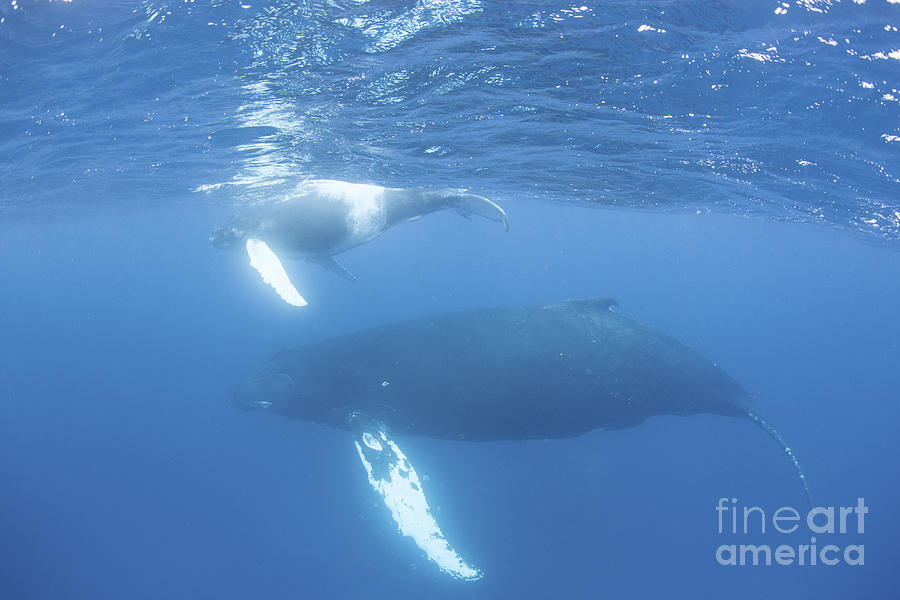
left=307, top=255, right=358, bottom=283
left=245, top=238, right=308, bottom=307
left=564, top=297, right=619, bottom=312
left=349, top=410, right=481, bottom=581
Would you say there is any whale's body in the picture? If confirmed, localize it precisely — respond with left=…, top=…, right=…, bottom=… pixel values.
left=230, top=298, right=808, bottom=580
left=232, top=298, right=752, bottom=439
left=210, top=180, right=508, bottom=306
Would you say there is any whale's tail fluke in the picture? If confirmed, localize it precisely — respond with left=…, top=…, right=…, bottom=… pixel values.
left=448, top=192, right=509, bottom=231
left=747, top=410, right=812, bottom=508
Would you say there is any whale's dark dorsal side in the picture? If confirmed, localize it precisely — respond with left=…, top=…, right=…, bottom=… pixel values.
left=230, top=298, right=809, bottom=578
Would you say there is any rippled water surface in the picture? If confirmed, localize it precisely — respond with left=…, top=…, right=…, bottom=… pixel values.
left=2, top=0, right=899, bottom=239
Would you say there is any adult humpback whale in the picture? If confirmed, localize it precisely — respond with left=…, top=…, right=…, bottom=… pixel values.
left=230, top=298, right=810, bottom=580
left=210, top=179, right=508, bottom=306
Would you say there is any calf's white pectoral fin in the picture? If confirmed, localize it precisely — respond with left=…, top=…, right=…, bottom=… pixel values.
left=350, top=412, right=481, bottom=581
left=245, top=238, right=308, bottom=307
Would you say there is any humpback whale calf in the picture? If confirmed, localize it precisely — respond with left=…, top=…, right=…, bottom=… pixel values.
left=210, top=179, right=508, bottom=306
left=229, top=298, right=809, bottom=580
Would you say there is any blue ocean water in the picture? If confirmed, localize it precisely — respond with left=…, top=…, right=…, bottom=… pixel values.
left=1, top=1, right=899, bottom=598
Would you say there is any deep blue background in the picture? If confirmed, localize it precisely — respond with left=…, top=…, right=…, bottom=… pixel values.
left=2, top=1, right=899, bottom=598
left=2, top=205, right=898, bottom=598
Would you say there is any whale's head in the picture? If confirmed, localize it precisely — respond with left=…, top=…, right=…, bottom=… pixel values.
left=209, top=221, right=247, bottom=249
left=230, top=371, right=302, bottom=417
left=229, top=350, right=353, bottom=429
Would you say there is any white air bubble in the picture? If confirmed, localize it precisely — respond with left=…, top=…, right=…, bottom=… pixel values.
left=362, top=432, right=383, bottom=451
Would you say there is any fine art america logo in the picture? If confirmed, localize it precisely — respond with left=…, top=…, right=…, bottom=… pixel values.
left=715, top=498, right=867, bottom=566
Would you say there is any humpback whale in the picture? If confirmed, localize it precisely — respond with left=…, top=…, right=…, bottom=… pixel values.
left=229, top=298, right=809, bottom=580
left=210, top=180, right=508, bottom=306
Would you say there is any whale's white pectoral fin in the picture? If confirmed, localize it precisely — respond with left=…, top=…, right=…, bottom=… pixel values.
left=451, top=194, right=509, bottom=231
left=245, top=238, right=308, bottom=307
left=350, top=412, right=481, bottom=581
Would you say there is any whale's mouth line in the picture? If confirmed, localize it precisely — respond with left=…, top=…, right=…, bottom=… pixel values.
left=231, top=372, right=297, bottom=412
